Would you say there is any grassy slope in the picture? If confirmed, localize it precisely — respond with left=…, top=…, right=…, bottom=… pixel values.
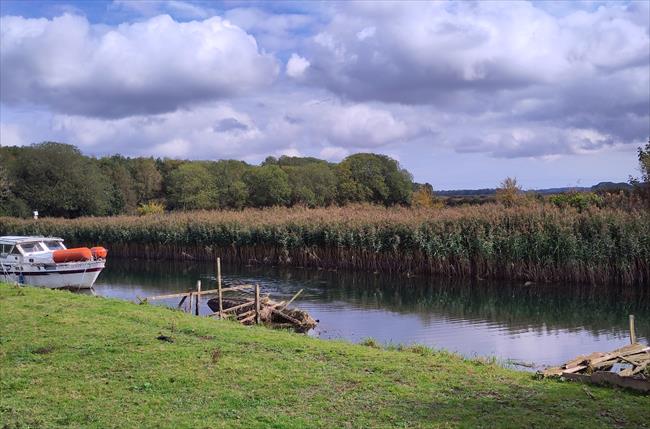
left=1, top=283, right=648, bottom=429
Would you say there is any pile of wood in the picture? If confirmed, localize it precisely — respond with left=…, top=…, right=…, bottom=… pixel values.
left=207, top=293, right=317, bottom=333
left=542, top=343, right=650, bottom=393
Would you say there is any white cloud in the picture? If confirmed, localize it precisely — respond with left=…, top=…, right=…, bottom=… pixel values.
left=0, top=13, right=278, bottom=118
left=286, top=53, right=310, bottom=78
left=0, top=123, right=25, bottom=147
left=224, top=7, right=314, bottom=53
left=319, top=146, right=349, bottom=160
left=0, top=0, right=647, bottom=171
left=356, top=26, right=375, bottom=41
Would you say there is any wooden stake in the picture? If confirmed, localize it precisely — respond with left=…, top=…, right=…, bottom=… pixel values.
left=195, top=280, right=201, bottom=316
left=630, top=314, right=637, bottom=344
left=177, top=295, right=187, bottom=309
left=217, top=257, right=223, bottom=319
left=255, top=284, right=261, bottom=325
left=278, top=289, right=303, bottom=312
left=187, top=292, right=193, bottom=313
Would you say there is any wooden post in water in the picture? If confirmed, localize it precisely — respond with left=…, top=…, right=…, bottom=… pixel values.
left=629, top=314, right=637, bottom=344
left=195, top=280, right=201, bottom=316
left=255, top=284, right=261, bottom=325
left=217, top=257, right=223, bottom=319
left=187, top=292, right=193, bottom=313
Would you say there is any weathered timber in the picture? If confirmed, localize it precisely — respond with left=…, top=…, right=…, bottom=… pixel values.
left=144, top=284, right=254, bottom=301
left=542, top=342, right=650, bottom=393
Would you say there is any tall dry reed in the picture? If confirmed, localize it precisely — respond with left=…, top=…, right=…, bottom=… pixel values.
left=1, top=204, right=648, bottom=285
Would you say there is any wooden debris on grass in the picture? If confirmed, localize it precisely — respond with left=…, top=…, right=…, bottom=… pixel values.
left=541, top=343, right=650, bottom=393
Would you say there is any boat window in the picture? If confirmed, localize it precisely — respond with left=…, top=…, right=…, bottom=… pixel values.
left=44, top=241, right=65, bottom=251
left=0, top=244, right=12, bottom=257
left=10, top=246, right=21, bottom=255
left=18, top=242, right=45, bottom=253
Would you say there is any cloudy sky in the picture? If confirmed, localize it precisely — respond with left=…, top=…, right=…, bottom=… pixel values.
left=1, top=0, right=648, bottom=189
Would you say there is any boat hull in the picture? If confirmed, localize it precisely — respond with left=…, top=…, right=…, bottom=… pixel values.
left=1, top=261, right=105, bottom=289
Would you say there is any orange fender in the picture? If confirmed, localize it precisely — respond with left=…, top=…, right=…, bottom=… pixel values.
left=53, top=248, right=93, bottom=263
left=91, top=247, right=108, bottom=259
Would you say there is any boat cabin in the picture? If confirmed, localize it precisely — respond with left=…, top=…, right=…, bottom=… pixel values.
left=0, top=236, right=66, bottom=262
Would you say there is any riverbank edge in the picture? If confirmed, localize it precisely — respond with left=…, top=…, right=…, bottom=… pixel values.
left=1, top=282, right=648, bottom=428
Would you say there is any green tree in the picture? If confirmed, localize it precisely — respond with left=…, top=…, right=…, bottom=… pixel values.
left=211, top=160, right=250, bottom=209
left=11, top=142, right=111, bottom=217
left=630, top=140, right=650, bottom=205
left=131, top=158, right=162, bottom=204
left=285, top=163, right=337, bottom=207
left=496, top=177, right=522, bottom=207
left=336, top=154, right=413, bottom=205
left=167, top=163, right=218, bottom=210
left=99, top=156, right=138, bottom=215
left=549, top=192, right=603, bottom=212
left=412, top=183, right=442, bottom=208
left=243, top=165, right=291, bottom=207
left=0, top=163, right=11, bottom=202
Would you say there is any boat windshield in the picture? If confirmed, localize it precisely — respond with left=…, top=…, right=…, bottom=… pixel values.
left=44, top=241, right=65, bottom=251
left=0, top=244, right=14, bottom=258
left=17, top=242, right=47, bottom=254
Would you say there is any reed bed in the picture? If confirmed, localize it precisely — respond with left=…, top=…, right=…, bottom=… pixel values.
left=1, top=204, right=648, bottom=285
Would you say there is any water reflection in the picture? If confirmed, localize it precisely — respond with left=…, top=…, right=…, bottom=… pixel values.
left=94, top=258, right=649, bottom=370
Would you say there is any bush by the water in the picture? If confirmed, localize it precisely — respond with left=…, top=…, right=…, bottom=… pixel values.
left=1, top=204, right=647, bottom=285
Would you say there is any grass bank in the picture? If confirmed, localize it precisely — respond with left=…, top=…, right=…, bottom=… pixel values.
left=1, top=283, right=649, bottom=428
left=2, top=204, right=649, bottom=285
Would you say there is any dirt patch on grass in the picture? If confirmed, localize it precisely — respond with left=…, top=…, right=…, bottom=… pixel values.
left=211, top=348, right=222, bottom=363
left=32, top=346, right=54, bottom=355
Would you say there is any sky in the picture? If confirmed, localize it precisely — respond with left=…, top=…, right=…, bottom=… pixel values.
left=0, top=0, right=648, bottom=189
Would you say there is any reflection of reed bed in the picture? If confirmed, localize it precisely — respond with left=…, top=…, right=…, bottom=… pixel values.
left=2, top=204, right=648, bottom=285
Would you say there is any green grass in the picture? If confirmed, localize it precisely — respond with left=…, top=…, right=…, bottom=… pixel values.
left=1, top=283, right=648, bottom=428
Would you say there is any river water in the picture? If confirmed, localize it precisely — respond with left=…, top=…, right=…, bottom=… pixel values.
left=92, top=258, right=649, bottom=370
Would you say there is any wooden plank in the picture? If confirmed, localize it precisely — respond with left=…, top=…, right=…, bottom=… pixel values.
left=221, top=300, right=254, bottom=314
left=271, top=308, right=302, bottom=325
left=562, top=365, right=588, bottom=374
left=564, top=356, right=587, bottom=369
left=217, top=257, right=223, bottom=319
left=236, top=309, right=256, bottom=320
left=239, top=313, right=256, bottom=324
left=590, top=359, right=619, bottom=370
left=221, top=285, right=256, bottom=293
left=177, top=294, right=187, bottom=309
left=631, top=361, right=649, bottom=376
left=543, top=367, right=565, bottom=377
left=629, top=315, right=636, bottom=344
left=255, top=284, right=261, bottom=325
left=588, top=344, right=646, bottom=366
left=144, top=284, right=254, bottom=301
left=195, top=280, right=201, bottom=316
left=277, top=289, right=303, bottom=312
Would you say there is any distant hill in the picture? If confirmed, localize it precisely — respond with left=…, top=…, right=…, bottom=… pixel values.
left=590, top=182, right=633, bottom=192
left=434, top=182, right=631, bottom=197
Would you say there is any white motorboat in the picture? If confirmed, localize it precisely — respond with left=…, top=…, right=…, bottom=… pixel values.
left=0, top=236, right=107, bottom=289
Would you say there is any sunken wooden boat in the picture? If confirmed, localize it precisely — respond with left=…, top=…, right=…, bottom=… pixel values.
left=207, top=296, right=318, bottom=333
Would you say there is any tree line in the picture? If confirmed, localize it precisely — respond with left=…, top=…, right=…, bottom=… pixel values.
left=0, top=142, right=417, bottom=218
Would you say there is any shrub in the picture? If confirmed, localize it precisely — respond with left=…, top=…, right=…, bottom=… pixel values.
left=549, top=192, right=603, bottom=212
left=136, top=202, right=165, bottom=216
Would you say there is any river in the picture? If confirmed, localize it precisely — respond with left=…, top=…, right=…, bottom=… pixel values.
left=91, top=258, right=649, bottom=371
